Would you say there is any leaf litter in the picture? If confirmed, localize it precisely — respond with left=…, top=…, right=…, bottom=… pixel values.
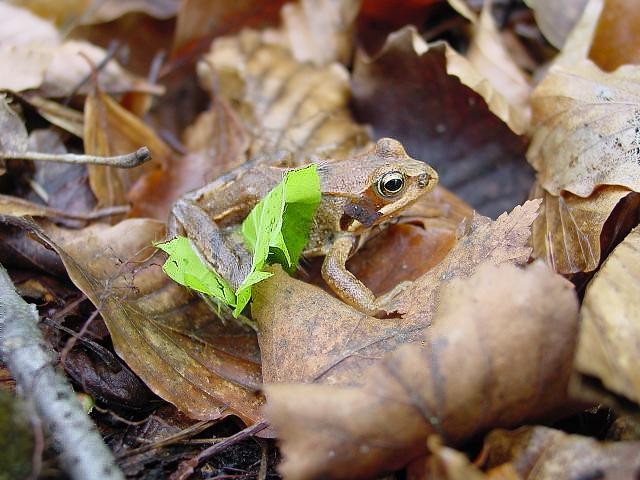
left=1, top=0, right=640, bottom=479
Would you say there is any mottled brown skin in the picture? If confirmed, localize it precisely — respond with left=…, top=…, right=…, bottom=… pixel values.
left=169, top=138, right=438, bottom=316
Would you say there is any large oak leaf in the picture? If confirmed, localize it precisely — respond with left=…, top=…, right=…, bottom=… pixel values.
left=351, top=26, right=532, bottom=217
left=11, top=218, right=264, bottom=423
left=265, top=262, right=579, bottom=479
left=573, top=224, right=640, bottom=405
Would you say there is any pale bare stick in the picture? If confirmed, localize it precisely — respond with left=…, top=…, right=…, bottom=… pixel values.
left=0, top=263, right=125, bottom=480
left=0, top=146, right=151, bottom=168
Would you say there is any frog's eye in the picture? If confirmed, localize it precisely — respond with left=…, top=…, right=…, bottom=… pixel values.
left=377, top=171, right=405, bottom=197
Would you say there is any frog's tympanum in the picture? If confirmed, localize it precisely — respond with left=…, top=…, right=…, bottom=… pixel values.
left=169, top=138, right=438, bottom=317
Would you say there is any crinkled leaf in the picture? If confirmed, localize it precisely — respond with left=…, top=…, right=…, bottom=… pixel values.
left=156, top=236, right=236, bottom=306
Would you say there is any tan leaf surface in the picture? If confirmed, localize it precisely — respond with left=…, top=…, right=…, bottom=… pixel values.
left=265, top=262, right=579, bottom=480
left=277, top=0, right=361, bottom=66
left=127, top=96, right=249, bottom=220
left=574, top=225, right=640, bottom=405
left=199, top=29, right=370, bottom=163
left=172, top=0, right=286, bottom=56
left=589, top=0, right=640, bottom=71
left=253, top=200, right=539, bottom=386
left=347, top=186, right=474, bottom=295
left=351, top=26, right=532, bottom=217
left=0, top=95, right=28, bottom=175
left=387, top=199, right=540, bottom=317
left=10, top=218, right=265, bottom=423
left=478, top=426, right=640, bottom=479
left=553, top=0, right=603, bottom=66
left=83, top=90, right=171, bottom=211
left=523, top=0, right=590, bottom=49
left=528, top=60, right=640, bottom=197
left=455, top=1, right=532, bottom=134
left=0, top=3, right=161, bottom=96
left=531, top=183, right=639, bottom=273
left=14, top=0, right=177, bottom=26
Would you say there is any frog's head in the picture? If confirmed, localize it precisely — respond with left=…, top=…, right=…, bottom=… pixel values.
left=320, top=138, right=438, bottom=232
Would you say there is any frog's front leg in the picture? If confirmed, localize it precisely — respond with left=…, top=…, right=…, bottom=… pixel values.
left=321, top=235, right=407, bottom=317
left=168, top=195, right=252, bottom=291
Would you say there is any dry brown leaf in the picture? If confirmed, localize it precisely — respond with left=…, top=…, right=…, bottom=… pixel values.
left=172, top=0, right=286, bottom=56
left=553, top=0, right=603, bottom=67
left=200, top=29, right=370, bottom=162
left=347, top=186, right=474, bottom=296
left=83, top=90, right=171, bottom=211
left=81, top=0, right=178, bottom=24
left=531, top=183, right=639, bottom=273
left=589, top=0, right=640, bottom=71
left=573, top=225, right=640, bottom=405
left=0, top=95, right=28, bottom=175
left=452, top=1, right=532, bottom=134
left=0, top=3, right=161, bottom=96
left=24, top=129, right=97, bottom=215
left=265, top=262, right=579, bottom=480
left=11, top=218, right=265, bottom=423
left=276, top=0, right=361, bottom=66
left=387, top=199, right=540, bottom=317
left=523, top=0, right=590, bottom=49
left=127, top=96, right=249, bottom=220
left=528, top=60, right=640, bottom=197
left=253, top=200, right=539, bottom=387
left=14, top=0, right=177, bottom=26
left=478, top=426, right=640, bottom=479
left=412, top=438, right=492, bottom=480
left=351, top=26, right=532, bottom=217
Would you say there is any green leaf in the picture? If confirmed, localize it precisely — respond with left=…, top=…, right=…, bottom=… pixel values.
left=159, top=164, right=321, bottom=317
left=156, top=237, right=236, bottom=306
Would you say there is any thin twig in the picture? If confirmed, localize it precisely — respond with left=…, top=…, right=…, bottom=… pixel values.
left=0, top=263, right=125, bottom=480
left=170, top=421, right=269, bottom=480
left=63, top=40, right=121, bottom=104
left=0, top=146, right=151, bottom=168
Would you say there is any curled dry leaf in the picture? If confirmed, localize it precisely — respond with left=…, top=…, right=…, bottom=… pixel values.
left=253, top=200, right=539, bottom=386
left=573, top=225, right=640, bottom=405
left=80, top=0, right=179, bottom=25
left=553, top=0, right=603, bottom=67
left=387, top=199, right=540, bottom=317
left=172, top=0, right=286, bottom=56
left=0, top=94, right=28, bottom=175
left=523, top=0, right=590, bottom=49
left=128, top=96, right=249, bottom=220
left=265, top=262, right=579, bottom=480
left=531, top=183, right=640, bottom=273
left=589, top=0, right=640, bottom=71
left=83, top=90, right=171, bottom=211
left=347, top=185, right=474, bottom=295
left=528, top=60, right=640, bottom=197
left=277, top=0, right=361, bottom=66
left=9, top=218, right=264, bottom=423
left=0, top=3, right=160, bottom=96
left=199, top=29, right=370, bottom=162
left=453, top=1, right=532, bottom=134
left=19, top=0, right=178, bottom=26
left=478, top=426, right=640, bottom=479
left=351, top=26, right=532, bottom=217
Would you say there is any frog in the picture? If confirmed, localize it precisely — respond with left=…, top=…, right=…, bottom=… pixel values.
left=168, top=138, right=438, bottom=317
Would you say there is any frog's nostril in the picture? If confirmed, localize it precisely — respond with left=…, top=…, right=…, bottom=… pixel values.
left=418, top=173, right=429, bottom=188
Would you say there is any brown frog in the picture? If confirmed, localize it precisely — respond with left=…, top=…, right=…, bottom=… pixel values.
left=169, top=138, right=438, bottom=317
